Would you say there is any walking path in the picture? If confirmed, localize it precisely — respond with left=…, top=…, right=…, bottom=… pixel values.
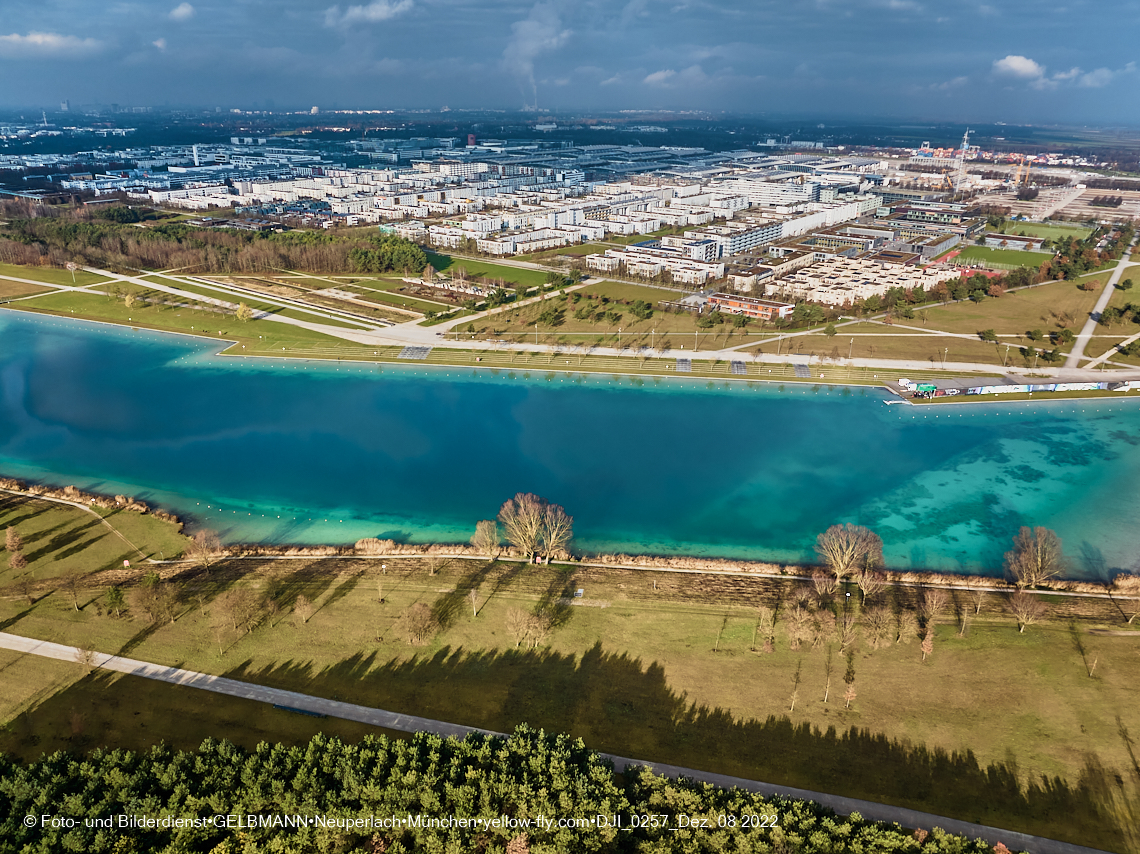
left=1065, top=240, right=1138, bottom=368
left=0, top=631, right=1114, bottom=854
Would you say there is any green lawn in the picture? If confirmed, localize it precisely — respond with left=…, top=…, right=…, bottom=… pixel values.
left=992, top=222, right=1093, bottom=241
left=426, top=252, right=553, bottom=289
left=0, top=262, right=107, bottom=287
left=0, top=544, right=1136, bottom=850
left=7, top=291, right=348, bottom=352
left=918, top=277, right=1105, bottom=337
left=954, top=245, right=1054, bottom=268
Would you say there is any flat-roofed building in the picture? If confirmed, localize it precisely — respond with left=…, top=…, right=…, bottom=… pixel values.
left=708, top=293, right=794, bottom=320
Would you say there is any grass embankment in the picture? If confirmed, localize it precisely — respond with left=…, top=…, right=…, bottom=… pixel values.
left=1, top=537, right=1138, bottom=851
left=0, top=262, right=108, bottom=288
left=953, top=245, right=1052, bottom=268
left=6, top=291, right=349, bottom=353
left=425, top=252, right=552, bottom=289
left=989, top=222, right=1093, bottom=241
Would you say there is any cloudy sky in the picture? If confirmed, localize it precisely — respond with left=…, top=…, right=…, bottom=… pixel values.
left=1, top=0, right=1137, bottom=123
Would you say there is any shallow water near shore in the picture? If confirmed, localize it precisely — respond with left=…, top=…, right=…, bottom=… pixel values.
left=2, top=311, right=1139, bottom=578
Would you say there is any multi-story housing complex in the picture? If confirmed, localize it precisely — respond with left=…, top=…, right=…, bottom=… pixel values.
left=773, top=257, right=960, bottom=306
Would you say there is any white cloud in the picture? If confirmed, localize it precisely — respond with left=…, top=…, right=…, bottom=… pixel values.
left=643, top=65, right=709, bottom=87
left=0, top=31, right=104, bottom=58
left=993, top=54, right=1045, bottom=80
left=502, top=3, right=571, bottom=108
left=1079, top=67, right=1115, bottom=87
left=153, top=37, right=167, bottom=50
left=644, top=69, right=676, bottom=85
left=169, top=3, right=195, bottom=21
left=1052, top=67, right=1081, bottom=81
left=324, top=0, right=413, bottom=27
left=933, top=75, right=968, bottom=90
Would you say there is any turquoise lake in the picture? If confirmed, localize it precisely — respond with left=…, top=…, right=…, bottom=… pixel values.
left=1, top=311, right=1139, bottom=578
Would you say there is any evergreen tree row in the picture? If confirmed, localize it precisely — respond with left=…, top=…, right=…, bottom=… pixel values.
left=0, top=726, right=994, bottom=853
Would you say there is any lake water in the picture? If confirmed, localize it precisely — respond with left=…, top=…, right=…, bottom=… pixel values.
left=2, top=312, right=1139, bottom=578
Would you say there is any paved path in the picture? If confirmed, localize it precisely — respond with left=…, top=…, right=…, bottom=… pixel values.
left=0, top=631, right=1115, bottom=854
left=1065, top=241, right=1138, bottom=368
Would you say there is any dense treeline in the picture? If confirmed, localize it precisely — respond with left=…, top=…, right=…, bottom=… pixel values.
left=0, top=727, right=994, bottom=853
left=0, top=200, right=426, bottom=276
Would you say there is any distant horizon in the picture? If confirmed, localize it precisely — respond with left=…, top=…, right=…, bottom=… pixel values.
left=2, top=1, right=1138, bottom=123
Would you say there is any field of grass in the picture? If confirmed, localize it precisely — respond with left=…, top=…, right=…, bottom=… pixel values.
left=0, top=536, right=1137, bottom=850
left=0, top=262, right=107, bottom=287
left=7, top=291, right=348, bottom=352
left=991, top=222, right=1093, bottom=241
left=918, top=276, right=1105, bottom=338
left=953, top=245, right=1054, bottom=268
left=0, top=279, right=51, bottom=300
left=0, top=493, right=187, bottom=590
left=426, top=252, right=552, bottom=289
left=783, top=327, right=1011, bottom=366
left=0, top=653, right=401, bottom=763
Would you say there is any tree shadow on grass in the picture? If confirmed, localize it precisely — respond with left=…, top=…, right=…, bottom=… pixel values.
left=220, top=641, right=1136, bottom=852
left=431, top=560, right=501, bottom=630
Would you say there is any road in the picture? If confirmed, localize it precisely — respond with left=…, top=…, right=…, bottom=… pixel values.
left=0, top=630, right=1117, bottom=854
left=1065, top=239, right=1139, bottom=368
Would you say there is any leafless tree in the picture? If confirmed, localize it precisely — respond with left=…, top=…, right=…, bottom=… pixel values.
left=822, top=646, right=835, bottom=703
left=5, top=526, right=22, bottom=553
left=466, top=587, right=479, bottom=617
left=185, top=529, right=224, bottom=572
left=920, top=629, right=934, bottom=661
left=425, top=556, right=445, bottom=577
left=128, top=581, right=180, bottom=624
left=815, top=524, right=883, bottom=581
left=498, top=493, right=547, bottom=560
left=498, top=493, right=573, bottom=562
left=963, top=576, right=988, bottom=615
left=1110, top=574, right=1140, bottom=625
left=1008, top=590, right=1046, bottom=633
left=812, top=570, right=838, bottom=597
left=470, top=520, right=500, bottom=560
left=812, top=610, right=836, bottom=650
left=843, top=683, right=857, bottom=709
left=526, top=609, right=554, bottom=648
left=215, top=587, right=265, bottom=633
left=919, top=587, right=949, bottom=625
left=74, top=647, right=97, bottom=674
left=541, top=503, right=573, bottom=562
left=60, top=571, right=83, bottom=612
left=784, top=605, right=812, bottom=651
left=863, top=605, right=892, bottom=650
left=839, top=610, right=859, bottom=652
left=1005, top=527, right=1064, bottom=588
left=506, top=607, right=531, bottom=648
left=752, top=605, right=774, bottom=651
left=897, top=610, right=919, bottom=644
left=294, top=594, right=314, bottom=625
left=8, top=550, right=26, bottom=574
left=856, top=570, right=887, bottom=604
left=789, top=660, right=802, bottom=713
left=395, top=602, right=438, bottom=646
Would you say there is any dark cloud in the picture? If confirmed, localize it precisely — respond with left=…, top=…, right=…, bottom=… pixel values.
left=0, top=0, right=1136, bottom=121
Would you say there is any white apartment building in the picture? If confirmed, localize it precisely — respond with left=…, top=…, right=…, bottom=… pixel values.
left=587, top=246, right=725, bottom=286
left=775, top=257, right=959, bottom=307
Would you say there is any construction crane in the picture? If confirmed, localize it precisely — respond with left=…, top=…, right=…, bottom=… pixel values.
left=953, top=128, right=970, bottom=190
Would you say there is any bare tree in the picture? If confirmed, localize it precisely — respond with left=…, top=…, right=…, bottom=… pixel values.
left=1008, top=590, right=1046, bottom=633
left=920, top=629, right=934, bottom=661
left=863, top=605, right=892, bottom=650
left=8, top=551, right=26, bottom=574
left=843, top=683, right=857, bottom=709
left=498, top=493, right=573, bottom=562
left=5, top=526, right=22, bottom=553
left=784, top=605, right=812, bottom=651
left=812, top=570, right=838, bottom=597
left=815, top=524, right=883, bottom=581
left=822, top=646, right=835, bottom=703
left=74, top=647, right=97, bottom=674
left=59, top=572, right=84, bottom=612
left=395, top=602, right=438, bottom=646
left=964, top=576, right=987, bottom=615
left=294, top=594, right=314, bottom=625
left=752, top=605, right=774, bottom=651
left=128, top=581, right=179, bottom=624
left=789, top=660, right=802, bottom=713
left=185, top=529, right=224, bottom=572
left=215, top=587, right=265, bottom=634
left=425, top=556, right=445, bottom=577
left=1110, top=574, right=1140, bottom=625
left=526, top=609, right=554, bottom=648
left=897, top=610, right=919, bottom=644
left=470, top=520, right=500, bottom=560
left=540, top=503, right=574, bottom=562
left=1005, top=527, right=1064, bottom=588
left=498, top=493, right=547, bottom=560
left=466, top=587, right=479, bottom=617
left=839, top=610, right=858, bottom=652
left=856, top=570, right=887, bottom=604
left=919, top=587, right=949, bottom=625
left=506, top=607, right=531, bottom=648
